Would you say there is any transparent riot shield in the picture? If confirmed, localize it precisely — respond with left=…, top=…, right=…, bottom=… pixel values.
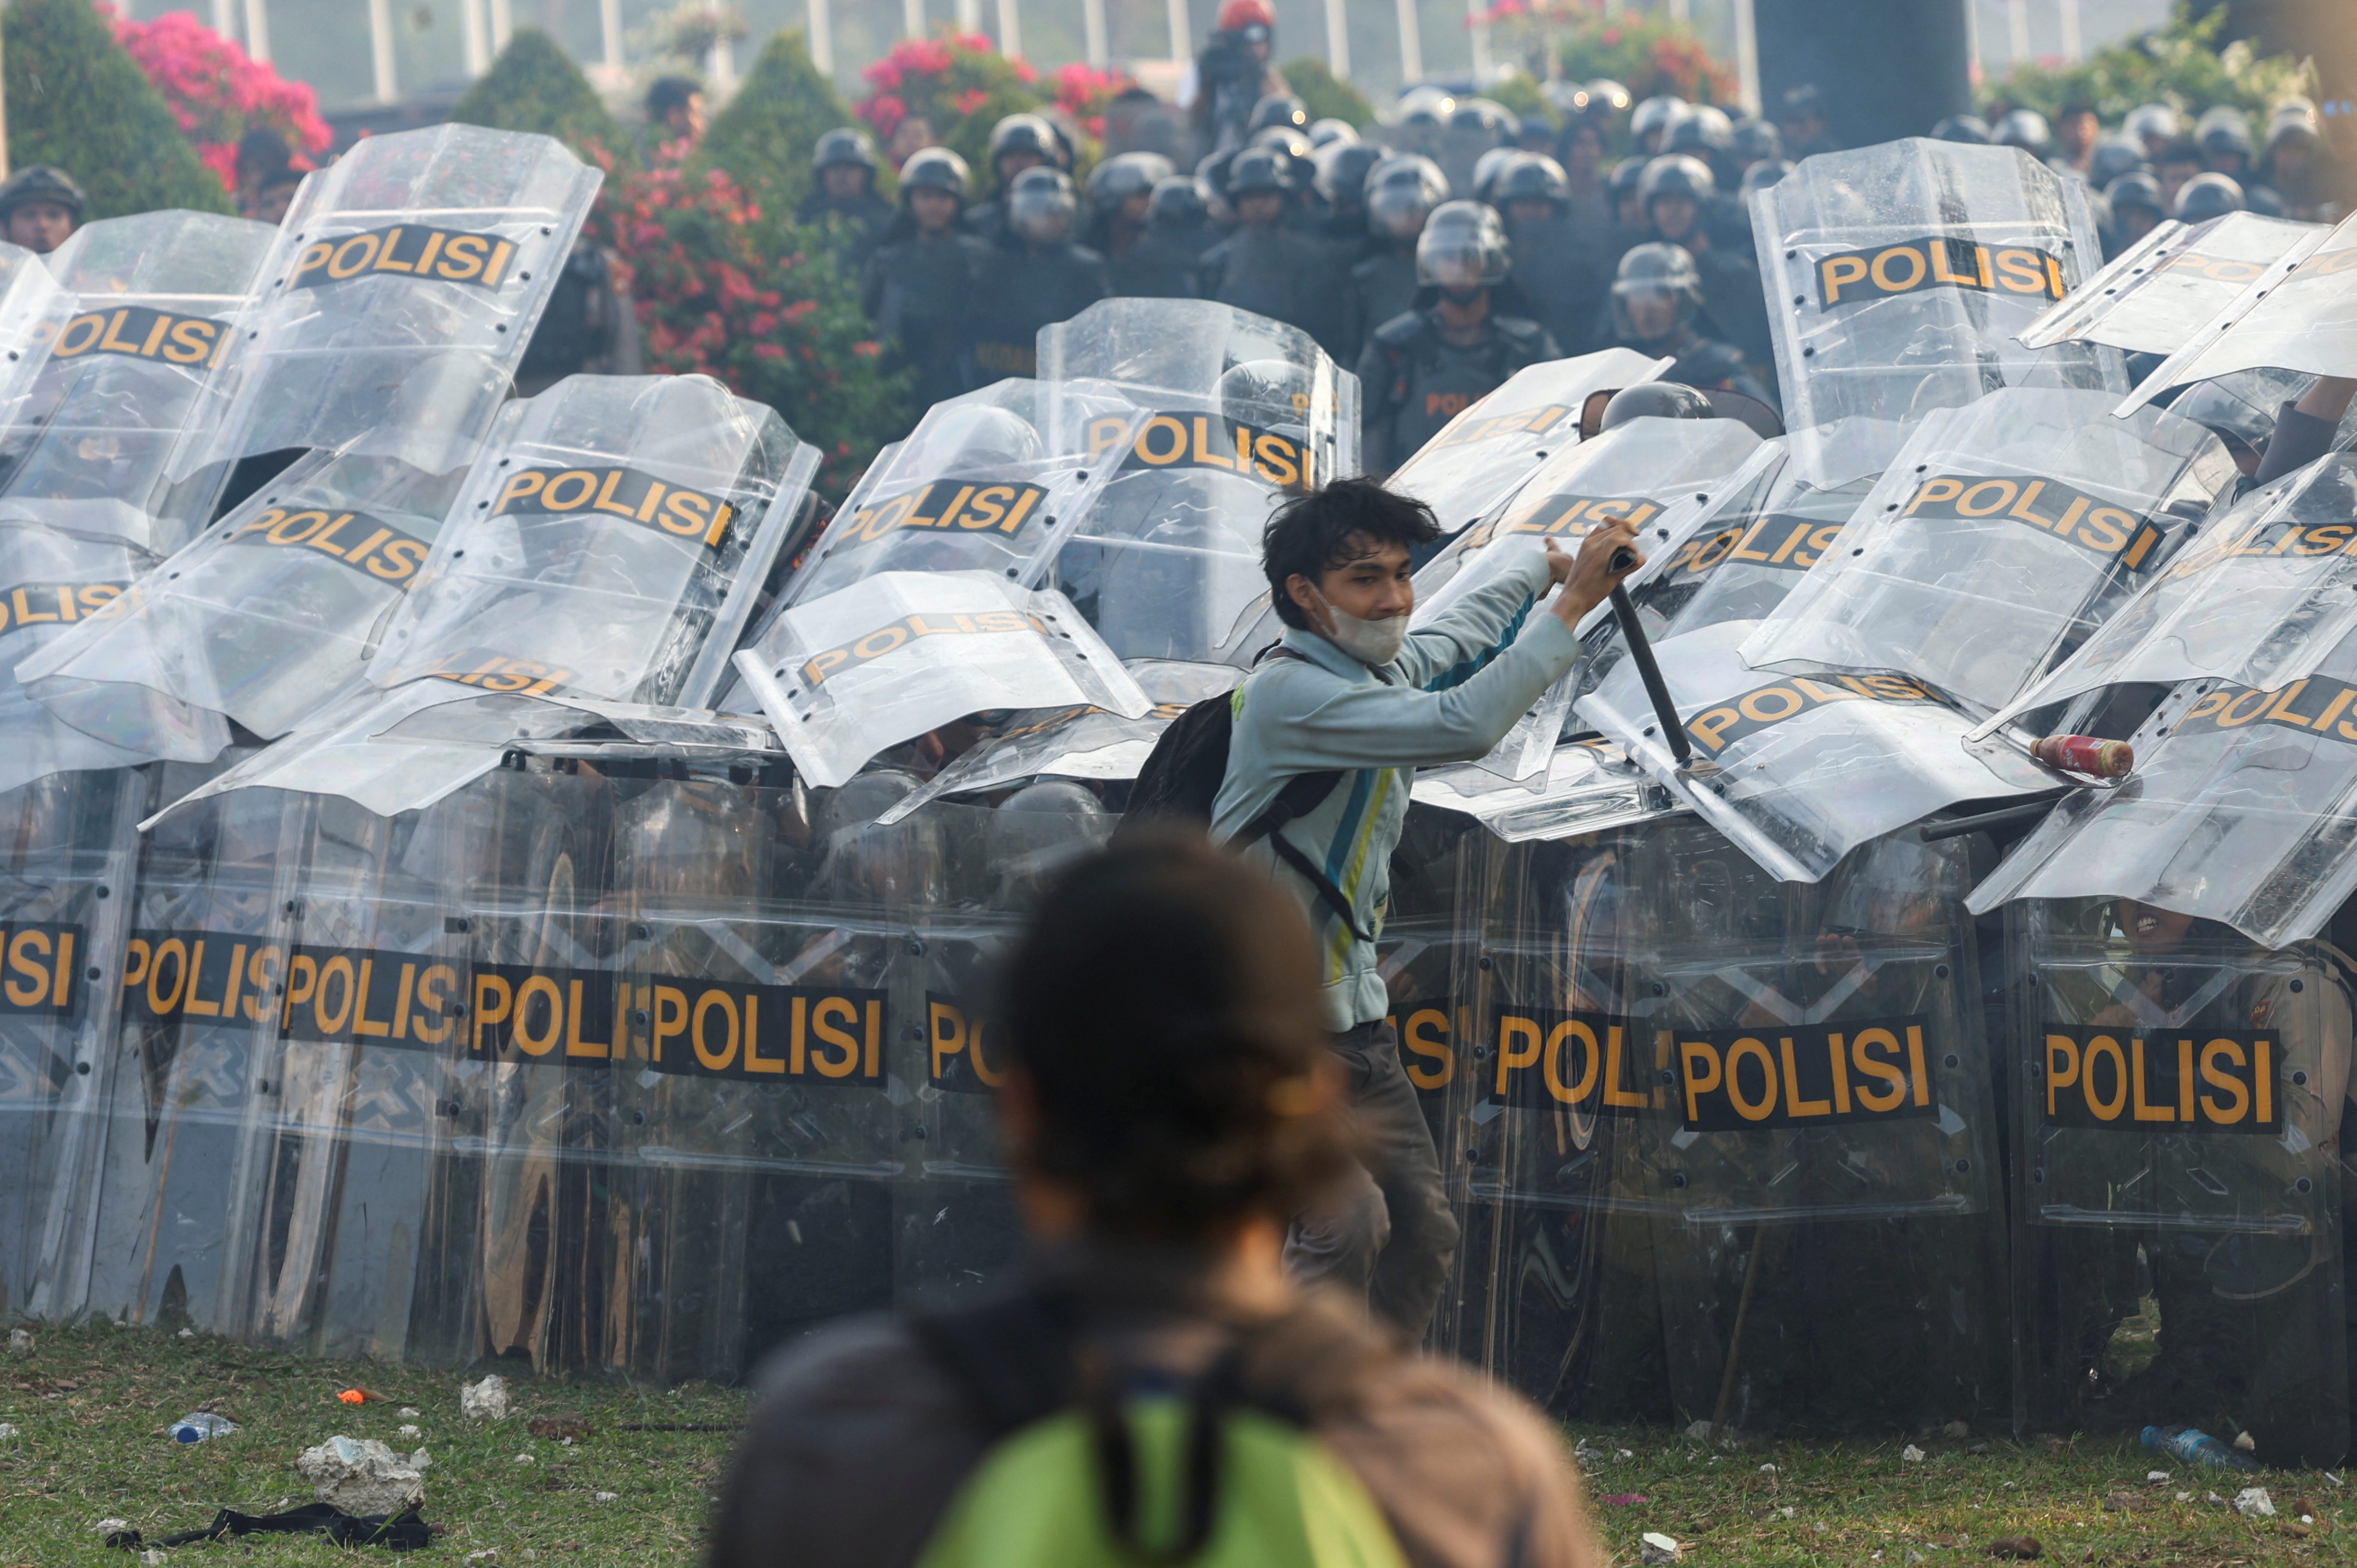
left=0, top=766, right=145, bottom=1322
left=1038, top=299, right=1357, bottom=665
left=1742, top=389, right=2236, bottom=716
left=1385, top=350, right=1672, bottom=540
left=878, top=658, right=1239, bottom=824
left=1580, top=619, right=2063, bottom=884
left=370, top=375, right=819, bottom=710
left=59, top=767, right=295, bottom=1330
left=170, top=125, right=603, bottom=483
left=17, top=452, right=471, bottom=757
left=0, top=525, right=180, bottom=797
left=1968, top=630, right=2357, bottom=950
left=2010, top=899, right=2348, bottom=1466
left=2019, top=212, right=2323, bottom=357
left=778, top=379, right=1128, bottom=610
left=1410, top=740, right=1681, bottom=846
left=2119, top=209, right=2357, bottom=414
left=1754, top=139, right=2123, bottom=431
left=0, top=212, right=276, bottom=555
left=1978, top=453, right=2357, bottom=737
left=735, top=572, right=1149, bottom=790
left=1625, top=819, right=2011, bottom=1436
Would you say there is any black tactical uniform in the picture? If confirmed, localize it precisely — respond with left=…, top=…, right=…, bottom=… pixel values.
left=968, top=169, right=1110, bottom=381
left=1357, top=307, right=1560, bottom=474
left=798, top=129, right=897, bottom=272
left=1197, top=147, right=1351, bottom=360
left=1115, top=176, right=1214, bottom=299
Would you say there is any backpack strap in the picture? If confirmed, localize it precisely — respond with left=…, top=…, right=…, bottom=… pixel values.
left=1234, top=644, right=1373, bottom=945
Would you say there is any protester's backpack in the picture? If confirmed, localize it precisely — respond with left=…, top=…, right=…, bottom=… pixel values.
left=1118, top=650, right=1369, bottom=941
left=910, top=1290, right=1407, bottom=1568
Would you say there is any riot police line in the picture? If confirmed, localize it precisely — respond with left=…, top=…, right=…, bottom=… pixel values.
left=0, top=119, right=2356, bottom=1469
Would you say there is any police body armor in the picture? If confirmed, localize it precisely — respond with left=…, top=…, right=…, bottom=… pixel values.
left=1202, top=226, right=1349, bottom=363
left=1367, top=310, right=1556, bottom=475
left=967, top=243, right=1110, bottom=382
left=866, top=233, right=989, bottom=409
left=1503, top=216, right=1607, bottom=360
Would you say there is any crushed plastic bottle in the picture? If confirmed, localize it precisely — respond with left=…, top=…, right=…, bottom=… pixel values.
left=2142, top=1424, right=2260, bottom=1472
left=170, top=1412, right=237, bottom=1443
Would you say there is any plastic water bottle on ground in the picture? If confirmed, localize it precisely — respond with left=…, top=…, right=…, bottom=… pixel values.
left=170, top=1412, right=237, bottom=1443
left=2141, top=1424, right=2260, bottom=1472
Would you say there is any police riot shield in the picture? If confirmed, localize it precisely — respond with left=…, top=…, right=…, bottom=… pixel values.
left=0, top=526, right=179, bottom=796
left=0, top=766, right=145, bottom=1321
left=2119, top=209, right=2357, bottom=414
left=2007, top=898, right=2348, bottom=1467
left=2018, top=213, right=2323, bottom=356
left=1977, top=453, right=2357, bottom=739
left=169, top=125, right=601, bottom=484
left=1968, top=628, right=2357, bottom=951
left=877, top=659, right=1239, bottom=825
left=779, top=379, right=1126, bottom=610
left=1754, top=140, right=2123, bottom=432
left=1385, top=350, right=1672, bottom=540
left=1409, top=739, right=1681, bottom=846
left=16, top=452, right=471, bottom=758
left=371, top=375, right=817, bottom=711
left=0, top=212, right=276, bottom=555
left=735, top=572, right=1149, bottom=790
left=1036, top=299, right=1356, bottom=665
left=1580, top=619, right=2063, bottom=884
left=1742, top=389, right=2236, bottom=716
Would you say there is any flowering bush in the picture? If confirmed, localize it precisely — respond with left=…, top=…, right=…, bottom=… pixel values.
left=1552, top=6, right=1739, bottom=109
left=4, top=0, right=232, bottom=217
left=1050, top=61, right=1133, bottom=144
left=853, top=30, right=1043, bottom=179
left=1997, top=3, right=2314, bottom=126
left=586, top=151, right=910, bottom=498
left=100, top=4, right=330, bottom=193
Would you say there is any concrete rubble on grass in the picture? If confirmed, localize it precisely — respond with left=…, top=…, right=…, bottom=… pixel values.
left=295, top=1435, right=430, bottom=1515
left=461, top=1375, right=513, bottom=1421
left=1639, top=1532, right=1681, bottom=1563
left=2234, top=1487, right=2275, bottom=1518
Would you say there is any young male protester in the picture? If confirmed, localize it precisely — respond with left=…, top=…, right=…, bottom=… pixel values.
left=709, top=833, right=1608, bottom=1567
left=1214, top=479, right=1642, bottom=1338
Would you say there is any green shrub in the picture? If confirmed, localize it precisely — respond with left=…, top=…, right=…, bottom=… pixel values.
left=1279, top=56, right=1374, bottom=128
left=448, top=27, right=626, bottom=162
left=1996, top=3, right=2314, bottom=124
left=700, top=28, right=872, bottom=235
left=4, top=0, right=232, bottom=218
left=1482, top=72, right=1552, bottom=125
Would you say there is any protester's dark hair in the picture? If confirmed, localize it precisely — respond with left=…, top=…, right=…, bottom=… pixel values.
left=2059, top=99, right=2097, bottom=123
left=1260, top=477, right=1442, bottom=629
left=2157, top=135, right=2204, bottom=168
left=645, top=75, right=703, bottom=124
left=1001, top=832, right=1348, bottom=1238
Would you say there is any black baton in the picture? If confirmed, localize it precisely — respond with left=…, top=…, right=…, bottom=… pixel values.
left=1606, top=545, right=1691, bottom=766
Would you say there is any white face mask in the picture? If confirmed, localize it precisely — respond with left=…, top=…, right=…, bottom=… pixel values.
left=1309, top=586, right=1408, bottom=666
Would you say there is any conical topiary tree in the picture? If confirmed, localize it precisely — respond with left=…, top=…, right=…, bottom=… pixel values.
left=1280, top=57, right=1374, bottom=129
left=700, top=28, right=870, bottom=233
left=5, top=0, right=234, bottom=218
left=449, top=27, right=625, bottom=163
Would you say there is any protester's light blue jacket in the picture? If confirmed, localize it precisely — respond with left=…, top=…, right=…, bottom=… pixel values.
left=1211, top=551, right=1583, bottom=1030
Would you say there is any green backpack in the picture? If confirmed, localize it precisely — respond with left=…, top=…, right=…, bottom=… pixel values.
left=911, top=1290, right=1408, bottom=1568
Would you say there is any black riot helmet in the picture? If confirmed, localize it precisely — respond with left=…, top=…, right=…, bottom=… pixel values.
left=1496, top=153, right=1570, bottom=210
left=1639, top=153, right=1715, bottom=210
left=1250, top=93, right=1311, bottom=136
left=1607, top=156, right=1649, bottom=203
left=1732, top=118, right=1782, bottom=165
left=1313, top=141, right=1385, bottom=209
left=1148, top=175, right=1212, bottom=229
left=1995, top=109, right=2051, bottom=155
left=1932, top=114, right=1992, bottom=144
left=1309, top=118, right=1358, bottom=149
left=1225, top=144, right=1294, bottom=198
left=813, top=127, right=880, bottom=174
left=2175, top=171, right=2245, bottom=222
left=1086, top=151, right=1173, bottom=212
left=1415, top=200, right=1510, bottom=291
left=2125, top=103, right=2180, bottom=149
left=1252, top=125, right=1315, bottom=177
left=0, top=165, right=83, bottom=224
left=1739, top=159, right=1793, bottom=197
left=1600, top=381, right=1715, bottom=428
left=989, top=113, right=1062, bottom=179
left=1582, top=79, right=1632, bottom=121
left=1366, top=154, right=1448, bottom=239
left=2088, top=136, right=2149, bottom=188
left=1196, top=147, right=1238, bottom=201
left=899, top=146, right=972, bottom=205
left=1471, top=146, right=1521, bottom=205
left=2104, top=170, right=2165, bottom=220
left=2197, top=105, right=2255, bottom=163
left=1611, top=241, right=1703, bottom=344
left=1666, top=105, right=1734, bottom=159
left=1007, top=166, right=1079, bottom=244
left=1631, top=95, right=1685, bottom=147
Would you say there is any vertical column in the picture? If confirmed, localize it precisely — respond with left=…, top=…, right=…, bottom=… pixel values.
left=489, top=0, right=511, bottom=54
left=996, top=0, right=1020, bottom=57
left=242, top=0, right=272, bottom=61
left=1395, top=0, right=1420, bottom=82
left=2057, top=0, right=2080, bottom=63
left=1323, top=0, right=1347, bottom=78
left=1465, top=0, right=1490, bottom=81
left=369, top=0, right=399, bottom=100
left=212, top=0, right=237, bottom=43
left=1167, top=0, right=1189, bottom=63
left=1733, top=0, right=1760, bottom=115
left=1668, top=0, right=1689, bottom=21
left=1083, top=0, right=1106, bottom=66
left=2005, top=0, right=2028, bottom=65
left=710, top=36, right=737, bottom=89
left=460, top=0, right=490, bottom=77
left=601, top=0, right=624, bottom=75
left=809, top=0, right=834, bottom=73
left=904, top=0, right=923, bottom=38
left=957, top=0, right=982, bottom=30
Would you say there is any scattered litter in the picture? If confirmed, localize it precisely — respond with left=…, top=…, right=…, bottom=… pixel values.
left=339, top=1388, right=387, bottom=1405
left=105, top=1504, right=428, bottom=1552
left=514, top=1452, right=535, bottom=1464
left=1987, top=1537, right=2041, bottom=1560
left=528, top=1418, right=589, bottom=1441
left=2235, top=1487, right=2276, bottom=1518
left=1942, top=1421, right=1970, bottom=1439
left=2142, top=1423, right=2260, bottom=1471
left=141, top=1551, right=165, bottom=1565
left=7, top=1328, right=31, bottom=1356
left=1759, top=1463, right=1778, bottom=1474
left=2146, top=1470, right=2170, bottom=1482
left=398, top=1423, right=421, bottom=1437
left=2235, top=1430, right=2257, bottom=1452
left=399, top=1406, right=420, bottom=1418
left=2208, top=1492, right=2226, bottom=1505
left=1598, top=1494, right=1649, bottom=1505
left=2000, top=1481, right=2017, bottom=1490
left=2284, top=1521, right=2313, bottom=1538
left=2102, top=1491, right=2149, bottom=1513
left=1618, top=1448, right=1634, bottom=1459
left=1780, top=1506, right=1796, bottom=1520
left=461, top=1375, right=512, bottom=1421
left=2294, top=1496, right=2323, bottom=1521
left=1901, top=1444, right=1926, bottom=1462
left=594, top=1491, right=618, bottom=1502
left=296, top=1436, right=430, bottom=1515
left=171, top=1412, right=237, bottom=1444
left=177, top=1328, right=194, bottom=1338
left=1638, top=1531, right=1680, bottom=1564
left=0, top=1423, right=15, bottom=1439
left=2175, top=1491, right=2191, bottom=1502
left=2329, top=1472, right=2345, bottom=1487
left=1683, top=1419, right=1713, bottom=1442
left=94, top=1518, right=128, bottom=1534
left=467, top=1553, right=499, bottom=1562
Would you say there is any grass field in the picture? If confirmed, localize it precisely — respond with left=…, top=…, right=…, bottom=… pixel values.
left=1, top=1319, right=2351, bottom=1565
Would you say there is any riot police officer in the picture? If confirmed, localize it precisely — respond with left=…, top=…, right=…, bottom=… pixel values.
left=1355, top=201, right=1561, bottom=475
left=1494, top=153, right=1606, bottom=358
left=1608, top=241, right=1772, bottom=408
left=1666, top=105, right=1741, bottom=193
left=1198, top=145, right=1351, bottom=361
left=2176, top=171, right=2246, bottom=223
left=1189, top=0, right=1288, bottom=156
left=2105, top=171, right=2167, bottom=253
left=1081, top=151, right=1174, bottom=286
left=864, top=148, right=990, bottom=409
left=1346, top=155, right=1448, bottom=363
left=965, top=113, right=1067, bottom=243
left=1631, top=95, right=1685, bottom=156
left=798, top=128, right=896, bottom=270
left=968, top=169, right=1109, bottom=381
left=1117, top=176, right=1216, bottom=299
left=1640, top=154, right=1773, bottom=377
left=1313, top=141, right=1387, bottom=248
